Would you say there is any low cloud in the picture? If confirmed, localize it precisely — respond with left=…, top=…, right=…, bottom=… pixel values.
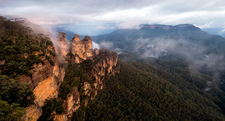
left=92, top=41, right=100, bottom=49
left=132, top=37, right=225, bottom=71
left=222, top=29, right=225, bottom=33
left=117, top=18, right=147, bottom=29
left=99, top=41, right=114, bottom=50
left=130, top=37, right=225, bottom=91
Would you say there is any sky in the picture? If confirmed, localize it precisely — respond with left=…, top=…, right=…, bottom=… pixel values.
left=1, top=0, right=225, bottom=35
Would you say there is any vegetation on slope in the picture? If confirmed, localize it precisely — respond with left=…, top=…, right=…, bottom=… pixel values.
left=0, top=16, right=55, bottom=120
left=58, top=61, right=90, bottom=100
left=75, top=61, right=225, bottom=120
left=0, top=100, right=25, bottom=121
left=0, top=75, right=35, bottom=121
left=120, top=53, right=225, bottom=114
left=0, top=16, right=55, bottom=78
left=37, top=98, right=64, bottom=121
left=38, top=59, right=96, bottom=120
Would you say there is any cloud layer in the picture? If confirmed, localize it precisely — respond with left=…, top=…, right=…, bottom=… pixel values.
left=1, top=0, right=225, bottom=33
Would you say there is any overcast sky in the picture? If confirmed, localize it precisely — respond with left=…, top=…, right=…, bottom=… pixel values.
left=1, top=0, right=225, bottom=35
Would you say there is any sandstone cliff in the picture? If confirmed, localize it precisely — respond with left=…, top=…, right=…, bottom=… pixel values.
left=20, top=38, right=66, bottom=121
left=0, top=18, right=119, bottom=121
left=17, top=45, right=57, bottom=90
left=70, top=34, right=93, bottom=63
left=53, top=34, right=120, bottom=120
left=20, top=33, right=120, bottom=121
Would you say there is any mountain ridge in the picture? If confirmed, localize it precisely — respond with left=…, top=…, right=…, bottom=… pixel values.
left=92, top=23, right=225, bottom=65
left=139, top=24, right=200, bottom=30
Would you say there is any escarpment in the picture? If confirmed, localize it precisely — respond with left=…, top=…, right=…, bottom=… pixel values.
left=52, top=33, right=120, bottom=120
left=0, top=18, right=120, bottom=120
left=19, top=37, right=66, bottom=121
left=18, top=33, right=120, bottom=121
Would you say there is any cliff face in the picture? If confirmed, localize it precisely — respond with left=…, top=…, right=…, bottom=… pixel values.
left=53, top=34, right=120, bottom=121
left=21, top=33, right=120, bottom=121
left=22, top=45, right=65, bottom=121
left=17, top=45, right=56, bottom=90
left=33, top=64, right=65, bottom=107
left=70, top=34, right=93, bottom=63
left=57, top=32, right=69, bottom=58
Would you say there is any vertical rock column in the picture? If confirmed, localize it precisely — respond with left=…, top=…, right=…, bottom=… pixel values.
left=57, top=32, right=69, bottom=63
left=70, top=34, right=93, bottom=63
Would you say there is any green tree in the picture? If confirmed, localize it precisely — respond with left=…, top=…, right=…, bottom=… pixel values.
left=0, top=75, right=35, bottom=107
left=0, top=100, right=25, bottom=121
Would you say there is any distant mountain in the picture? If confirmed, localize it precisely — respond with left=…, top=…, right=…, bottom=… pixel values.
left=203, top=28, right=225, bottom=37
left=140, top=24, right=199, bottom=30
left=92, top=24, right=225, bottom=116
left=93, top=24, right=225, bottom=71
left=93, top=24, right=225, bottom=54
left=54, top=27, right=94, bottom=42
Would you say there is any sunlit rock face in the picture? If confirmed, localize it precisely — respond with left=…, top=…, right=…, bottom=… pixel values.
left=21, top=105, right=42, bottom=121
left=53, top=114, right=68, bottom=121
left=20, top=41, right=66, bottom=120
left=22, top=33, right=120, bottom=121
left=32, top=63, right=65, bottom=107
left=66, top=87, right=80, bottom=118
left=70, top=34, right=93, bottom=63
left=17, top=45, right=56, bottom=90
left=54, top=35, right=120, bottom=121
left=22, top=63, right=65, bottom=121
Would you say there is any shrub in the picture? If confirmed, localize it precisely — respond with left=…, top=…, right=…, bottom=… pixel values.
left=37, top=98, right=64, bottom=121
left=0, top=75, right=35, bottom=107
left=0, top=100, right=25, bottom=121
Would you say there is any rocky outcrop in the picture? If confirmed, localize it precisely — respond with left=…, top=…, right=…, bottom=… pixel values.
left=21, top=105, right=42, bottom=121
left=22, top=76, right=58, bottom=121
left=70, top=34, right=93, bottom=63
left=22, top=63, right=65, bottom=121
left=0, top=60, right=5, bottom=65
left=57, top=32, right=69, bottom=57
left=95, top=49, right=119, bottom=76
left=16, top=45, right=56, bottom=89
left=34, top=76, right=57, bottom=107
left=53, top=34, right=120, bottom=121
left=21, top=33, right=119, bottom=121
left=66, top=87, right=80, bottom=118
left=84, top=82, right=91, bottom=95
left=21, top=42, right=66, bottom=121
left=53, top=114, right=68, bottom=121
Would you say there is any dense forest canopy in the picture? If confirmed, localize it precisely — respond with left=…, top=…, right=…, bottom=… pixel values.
left=73, top=61, right=225, bottom=120
left=0, top=16, right=54, bottom=120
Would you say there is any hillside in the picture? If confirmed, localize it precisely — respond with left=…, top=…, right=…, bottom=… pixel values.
left=88, top=24, right=225, bottom=120
left=93, top=24, right=225, bottom=103
left=0, top=16, right=56, bottom=120
left=0, top=16, right=120, bottom=121
left=83, top=61, right=225, bottom=120
left=1, top=16, right=225, bottom=121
